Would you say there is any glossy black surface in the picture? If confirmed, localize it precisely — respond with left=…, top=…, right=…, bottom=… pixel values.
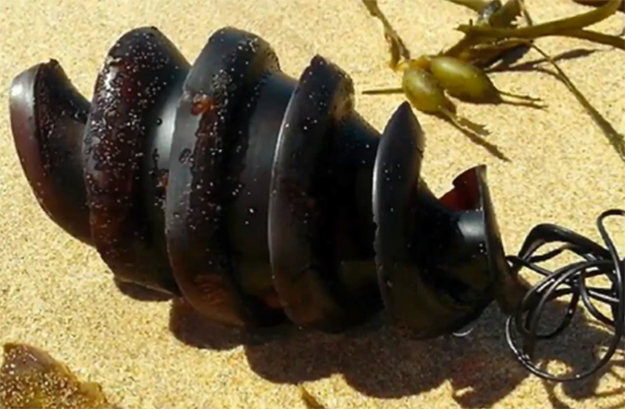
left=372, top=103, right=522, bottom=337
left=9, top=60, right=92, bottom=245
left=269, top=56, right=382, bottom=332
left=165, top=27, right=285, bottom=327
left=82, top=27, right=186, bottom=295
left=8, top=25, right=518, bottom=336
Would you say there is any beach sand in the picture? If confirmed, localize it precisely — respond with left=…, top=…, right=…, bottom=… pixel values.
left=1, top=0, right=625, bottom=408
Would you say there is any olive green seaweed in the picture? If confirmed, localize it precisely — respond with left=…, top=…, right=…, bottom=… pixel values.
left=360, top=0, right=625, bottom=163
left=361, top=0, right=411, bottom=68
left=456, top=0, right=623, bottom=39
left=443, top=0, right=532, bottom=65
left=0, top=343, right=120, bottom=409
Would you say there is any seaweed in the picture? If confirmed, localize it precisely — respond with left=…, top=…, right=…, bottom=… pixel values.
left=361, top=0, right=625, bottom=162
left=0, top=343, right=120, bottom=409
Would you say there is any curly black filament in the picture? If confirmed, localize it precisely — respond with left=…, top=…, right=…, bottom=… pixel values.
left=505, top=209, right=625, bottom=381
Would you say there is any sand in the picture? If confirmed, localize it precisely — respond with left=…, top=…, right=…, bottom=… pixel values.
left=1, top=0, right=625, bottom=408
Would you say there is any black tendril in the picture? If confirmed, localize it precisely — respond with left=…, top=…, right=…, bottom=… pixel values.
left=505, top=209, right=625, bottom=382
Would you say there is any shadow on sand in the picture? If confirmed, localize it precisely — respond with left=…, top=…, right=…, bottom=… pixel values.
left=115, top=278, right=625, bottom=408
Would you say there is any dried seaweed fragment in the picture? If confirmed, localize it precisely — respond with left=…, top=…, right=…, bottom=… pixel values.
left=361, top=0, right=411, bottom=69
left=0, top=343, right=119, bottom=409
left=299, top=385, right=329, bottom=409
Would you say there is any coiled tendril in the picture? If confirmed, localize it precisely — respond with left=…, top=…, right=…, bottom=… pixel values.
left=505, top=209, right=625, bottom=381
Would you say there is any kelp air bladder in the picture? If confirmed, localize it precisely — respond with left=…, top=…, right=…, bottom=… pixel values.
left=8, top=26, right=527, bottom=337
